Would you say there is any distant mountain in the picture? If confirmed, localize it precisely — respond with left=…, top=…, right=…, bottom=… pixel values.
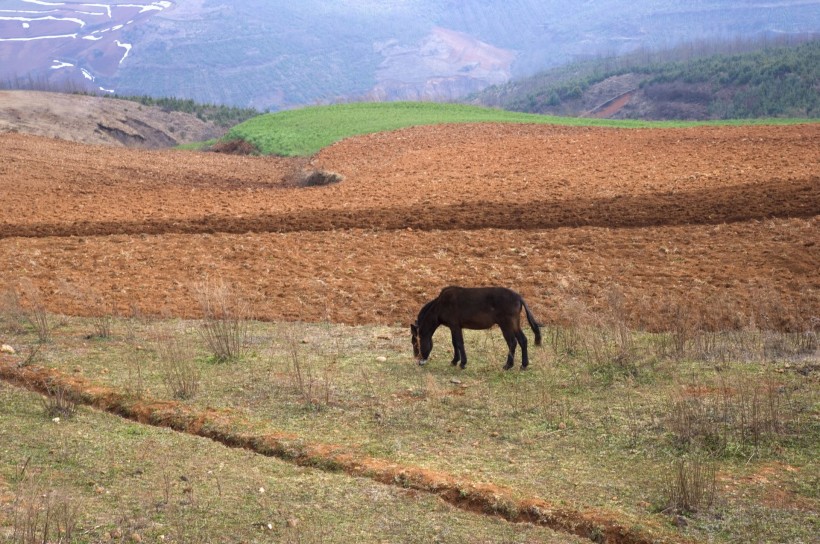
left=469, top=39, right=820, bottom=120
left=2, top=1, right=819, bottom=110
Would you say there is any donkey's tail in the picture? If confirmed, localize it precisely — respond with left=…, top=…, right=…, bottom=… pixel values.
left=522, top=298, right=542, bottom=346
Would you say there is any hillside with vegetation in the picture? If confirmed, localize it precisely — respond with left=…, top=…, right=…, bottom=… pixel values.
left=112, top=95, right=260, bottom=128
left=471, top=39, right=820, bottom=120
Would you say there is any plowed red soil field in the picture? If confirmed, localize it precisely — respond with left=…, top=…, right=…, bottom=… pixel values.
left=1, top=123, right=818, bottom=328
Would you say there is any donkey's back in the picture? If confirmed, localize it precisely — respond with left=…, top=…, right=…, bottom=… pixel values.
left=435, top=286, right=524, bottom=329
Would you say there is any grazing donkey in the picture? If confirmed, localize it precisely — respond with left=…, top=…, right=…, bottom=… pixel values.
left=411, top=286, right=541, bottom=370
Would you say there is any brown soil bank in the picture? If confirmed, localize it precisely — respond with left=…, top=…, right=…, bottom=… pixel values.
left=0, top=123, right=817, bottom=329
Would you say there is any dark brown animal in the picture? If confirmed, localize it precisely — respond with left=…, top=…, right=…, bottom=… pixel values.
left=410, top=286, right=542, bottom=370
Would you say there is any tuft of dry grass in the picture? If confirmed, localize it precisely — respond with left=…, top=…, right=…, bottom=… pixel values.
left=16, top=283, right=52, bottom=344
left=665, top=372, right=795, bottom=453
left=39, top=379, right=78, bottom=420
left=195, top=280, right=251, bottom=362
left=661, top=456, right=717, bottom=515
left=0, top=288, right=27, bottom=334
left=10, top=473, right=81, bottom=544
left=278, top=324, right=336, bottom=408
left=153, top=331, right=201, bottom=400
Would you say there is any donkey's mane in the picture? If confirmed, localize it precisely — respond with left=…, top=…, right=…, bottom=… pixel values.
left=416, top=298, right=438, bottom=329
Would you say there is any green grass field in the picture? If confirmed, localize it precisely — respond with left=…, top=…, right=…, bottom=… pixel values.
left=222, top=101, right=816, bottom=156
left=1, top=311, right=817, bottom=543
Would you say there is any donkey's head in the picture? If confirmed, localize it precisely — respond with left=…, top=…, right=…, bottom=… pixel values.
left=410, top=321, right=432, bottom=365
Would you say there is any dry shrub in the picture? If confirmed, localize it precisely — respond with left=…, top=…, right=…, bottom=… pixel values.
left=280, top=325, right=335, bottom=408
left=661, top=456, right=717, bottom=515
left=59, top=281, right=117, bottom=339
left=121, top=308, right=151, bottom=398
left=154, top=333, right=200, bottom=400
left=124, top=347, right=146, bottom=399
left=195, top=280, right=250, bottom=362
left=546, top=324, right=583, bottom=358
left=11, top=473, right=81, bottom=544
left=605, top=288, right=636, bottom=361
left=666, top=373, right=791, bottom=453
left=690, top=329, right=763, bottom=364
left=664, top=301, right=699, bottom=360
left=40, top=380, right=78, bottom=420
left=763, top=329, right=819, bottom=360
left=0, top=288, right=26, bottom=333
left=556, top=291, right=639, bottom=381
left=16, top=343, right=44, bottom=368
left=16, top=283, right=51, bottom=343
left=85, top=291, right=117, bottom=339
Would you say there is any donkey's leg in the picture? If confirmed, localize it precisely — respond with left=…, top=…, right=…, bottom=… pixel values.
left=452, top=328, right=468, bottom=369
left=501, top=327, right=517, bottom=370
left=515, top=329, right=529, bottom=369
left=449, top=328, right=461, bottom=366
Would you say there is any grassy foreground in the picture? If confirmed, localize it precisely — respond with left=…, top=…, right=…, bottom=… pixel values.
left=221, top=101, right=814, bottom=156
left=0, top=308, right=817, bottom=543
left=0, top=382, right=581, bottom=543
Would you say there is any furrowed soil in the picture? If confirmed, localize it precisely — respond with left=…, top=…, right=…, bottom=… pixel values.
left=0, top=123, right=817, bottom=327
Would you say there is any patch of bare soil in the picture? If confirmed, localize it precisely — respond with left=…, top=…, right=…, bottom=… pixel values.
left=0, top=90, right=223, bottom=148
left=0, top=123, right=817, bottom=329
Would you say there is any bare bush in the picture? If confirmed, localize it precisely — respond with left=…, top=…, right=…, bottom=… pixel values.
left=661, top=456, right=717, bottom=515
left=155, top=334, right=201, bottom=400
left=89, top=307, right=116, bottom=339
left=11, top=476, right=81, bottom=544
left=124, top=347, right=146, bottom=399
left=62, top=282, right=117, bottom=339
left=14, top=343, right=43, bottom=368
left=690, top=329, right=763, bottom=364
left=195, top=280, right=250, bottom=362
left=558, top=291, right=639, bottom=381
left=0, top=288, right=26, bottom=333
left=546, top=325, right=583, bottom=358
left=40, top=380, right=78, bottom=420
left=763, top=329, right=819, bottom=360
left=666, top=373, right=791, bottom=452
left=16, top=284, right=52, bottom=343
left=280, top=326, right=334, bottom=408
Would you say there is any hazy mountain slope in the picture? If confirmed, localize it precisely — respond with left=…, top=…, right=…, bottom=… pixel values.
left=0, top=90, right=223, bottom=148
left=2, top=0, right=818, bottom=109
left=470, top=40, right=820, bottom=120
